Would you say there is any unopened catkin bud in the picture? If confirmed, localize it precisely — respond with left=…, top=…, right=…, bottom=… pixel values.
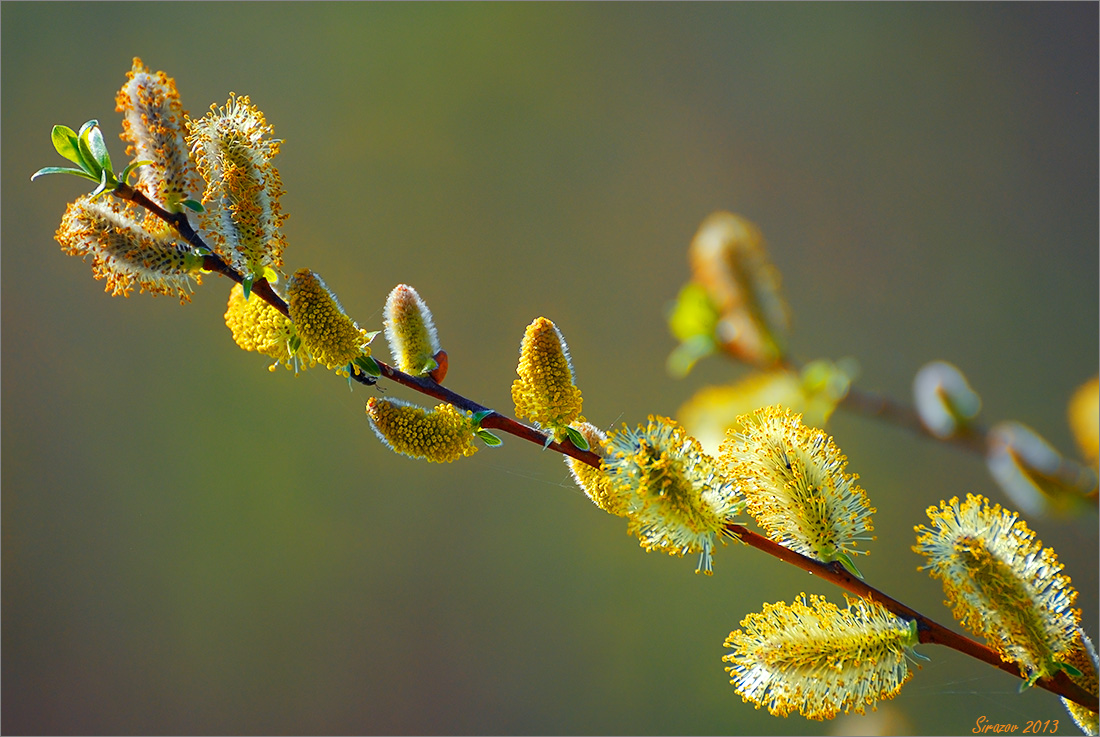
left=383, top=284, right=442, bottom=377
left=688, top=212, right=789, bottom=367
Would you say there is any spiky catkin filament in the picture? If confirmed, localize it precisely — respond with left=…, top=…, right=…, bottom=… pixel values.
left=115, top=57, right=202, bottom=218
left=366, top=397, right=478, bottom=463
left=688, top=211, right=789, bottom=366
left=602, top=416, right=743, bottom=574
left=914, top=494, right=1081, bottom=683
left=718, top=405, right=875, bottom=563
left=383, top=284, right=440, bottom=375
left=56, top=195, right=204, bottom=303
left=563, top=422, right=627, bottom=517
left=286, top=269, right=371, bottom=372
left=511, top=317, right=583, bottom=434
left=723, top=593, right=915, bottom=720
left=224, top=283, right=311, bottom=372
left=187, top=93, right=287, bottom=280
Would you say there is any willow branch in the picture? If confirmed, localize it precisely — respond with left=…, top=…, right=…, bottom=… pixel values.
left=723, top=522, right=1097, bottom=712
left=117, top=182, right=1097, bottom=712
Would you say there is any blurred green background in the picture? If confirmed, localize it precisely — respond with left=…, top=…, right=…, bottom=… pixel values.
left=3, top=3, right=1097, bottom=735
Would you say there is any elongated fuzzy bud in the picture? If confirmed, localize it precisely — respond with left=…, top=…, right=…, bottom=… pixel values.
left=986, top=421, right=1098, bottom=517
left=718, top=406, right=875, bottom=566
left=914, top=494, right=1081, bottom=684
left=688, top=212, right=789, bottom=367
left=115, top=58, right=202, bottom=216
left=511, top=317, right=583, bottom=436
left=563, top=422, right=627, bottom=517
left=56, top=195, right=204, bottom=303
left=912, top=360, right=981, bottom=439
left=383, top=284, right=441, bottom=377
left=187, top=93, right=287, bottom=281
left=602, top=416, right=743, bottom=574
left=287, top=269, right=373, bottom=372
left=224, top=283, right=311, bottom=372
left=366, top=397, right=478, bottom=463
left=723, top=593, right=916, bottom=720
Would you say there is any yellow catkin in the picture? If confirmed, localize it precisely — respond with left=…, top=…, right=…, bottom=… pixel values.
left=1059, top=630, right=1099, bottom=736
left=719, top=405, right=875, bottom=564
left=602, top=416, right=743, bottom=574
left=914, top=494, right=1081, bottom=683
left=366, top=397, right=478, bottom=463
left=187, top=93, right=287, bottom=281
left=511, top=317, right=583, bottom=435
left=723, top=593, right=915, bottom=720
left=563, top=422, right=628, bottom=517
left=56, top=195, right=204, bottom=303
left=286, top=269, right=372, bottom=372
left=1068, top=376, right=1099, bottom=468
left=115, top=57, right=202, bottom=218
left=224, top=283, right=311, bottom=372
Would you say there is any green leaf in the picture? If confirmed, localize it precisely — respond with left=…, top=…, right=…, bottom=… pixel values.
left=288, top=335, right=302, bottom=354
left=121, top=159, right=153, bottom=185
left=835, top=552, right=864, bottom=580
left=542, top=433, right=555, bottom=450
left=363, top=330, right=381, bottom=343
left=420, top=357, right=439, bottom=375
left=89, top=168, right=111, bottom=199
left=85, top=124, right=112, bottom=172
left=50, top=125, right=83, bottom=166
left=354, top=354, right=382, bottom=377
left=180, top=199, right=205, bottom=213
left=241, top=277, right=254, bottom=300
left=564, top=425, right=590, bottom=451
left=470, top=409, right=493, bottom=426
left=476, top=429, right=502, bottom=447
left=30, top=166, right=100, bottom=182
left=76, top=124, right=102, bottom=177
left=1055, top=660, right=1084, bottom=678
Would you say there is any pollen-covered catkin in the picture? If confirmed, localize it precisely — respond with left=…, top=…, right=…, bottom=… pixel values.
left=366, top=397, right=478, bottom=463
left=287, top=269, right=372, bottom=372
left=115, top=57, right=202, bottom=217
left=56, top=195, right=204, bottom=303
left=719, top=405, right=875, bottom=566
left=914, top=494, right=1081, bottom=684
left=511, top=317, right=583, bottom=435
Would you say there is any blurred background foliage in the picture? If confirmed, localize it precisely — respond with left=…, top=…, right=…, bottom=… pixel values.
left=3, top=3, right=1096, bottom=734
